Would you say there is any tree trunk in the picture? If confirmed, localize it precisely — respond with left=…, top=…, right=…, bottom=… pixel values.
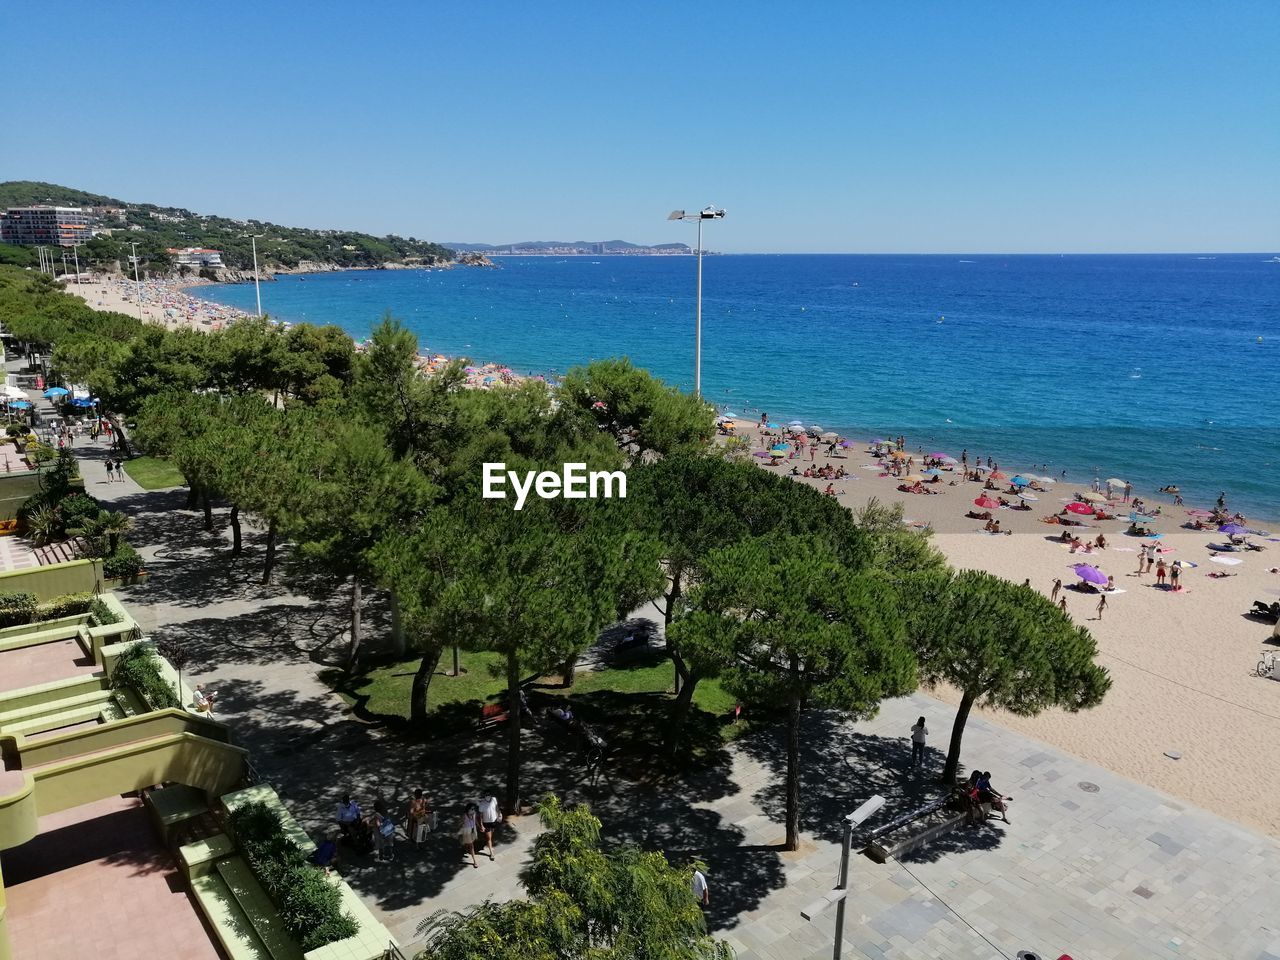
left=504, top=649, right=522, bottom=816
left=942, top=690, right=977, bottom=785
left=104, top=413, right=132, bottom=457
left=664, top=572, right=686, bottom=694
left=389, top=592, right=405, bottom=657
left=229, top=504, right=242, bottom=556
left=664, top=669, right=702, bottom=758
left=452, top=644, right=460, bottom=677
left=261, top=518, right=277, bottom=584
left=185, top=483, right=199, bottom=509
left=409, top=643, right=444, bottom=726
left=785, top=691, right=803, bottom=852
left=201, top=489, right=213, bottom=531
left=347, top=575, right=363, bottom=670
left=560, top=653, right=578, bottom=688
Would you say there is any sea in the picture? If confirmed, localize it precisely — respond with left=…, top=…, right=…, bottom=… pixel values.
left=196, top=254, right=1280, bottom=520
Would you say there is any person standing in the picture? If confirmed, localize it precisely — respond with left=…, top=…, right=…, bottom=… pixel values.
left=691, top=867, right=710, bottom=910
left=459, top=803, right=481, bottom=869
left=1155, top=559, right=1168, bottom=588
left=1123, top=482, right=1132, bottom=502
left=909, top=716, right=928, bottom=769
left=105, top=459, right=114, bottom=482
left=1058, top=597, right=1068, bottom=614
left=1170, top=564, right=1181, bottom=592
left=1051, top=578, right=1062, bottom=602
left=478, top=794, right=501, bottom=861
left=406, top=789, right=431, bottom=847
left=1095, top=594, right=1107, bottom=620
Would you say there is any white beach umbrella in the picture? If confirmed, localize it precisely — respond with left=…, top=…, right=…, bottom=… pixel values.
left=820, top=431, right=839, bottom=442
left=1, top=385, right=26, bottom=400
left=1018, top=492, right=1039, bottom=501
left=1106, top=478, right=1127, bottom=488
left=1080, top=491, right=1106, bottom=503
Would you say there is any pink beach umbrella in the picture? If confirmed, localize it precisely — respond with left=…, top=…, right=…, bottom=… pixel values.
left=973, top=496, right=999, bottom=509
left=1073, top=564, right=1108, bottom=586
left=1065, top=502, right=1095, bottom=516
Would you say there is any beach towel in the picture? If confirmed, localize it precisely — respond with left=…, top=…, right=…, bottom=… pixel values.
left=1209, top=556, right=1243, bottom=566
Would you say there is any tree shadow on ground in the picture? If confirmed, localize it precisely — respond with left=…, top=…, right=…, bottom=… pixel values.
left=735, top=711, right=1006, bottom=852
left=146, top=602, right=348, bottom=669
left=2, top=801, right=175, bottom=883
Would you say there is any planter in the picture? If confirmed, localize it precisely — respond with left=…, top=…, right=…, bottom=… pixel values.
left=104, top=570, right=149, bottom=588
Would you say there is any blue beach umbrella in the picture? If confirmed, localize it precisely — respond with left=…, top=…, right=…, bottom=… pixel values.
left=766, top=423, right=780, bottom=429
left=1009, top=475, right=1031, bottom=487
left=922, top=468, right=942, bottom=476
left=42, top=387, right=69, bottom=398
left=9, top=400, right=31, bottom=409
left=1219, top=523, right=1248, bottom=536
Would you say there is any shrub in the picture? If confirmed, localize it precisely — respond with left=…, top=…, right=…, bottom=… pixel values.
left=110, top=643, right=180, bottom=710
left=228, top=801, right=359, bottom=950
left=103, top=543, right=144, bottom=579
left=59, top=493, right=99, bottom=524
left=36, top=591, right=94, bottom=621
left=0, top=592, right=39, bottom=628
left=5, top=424, right=24, bottom=438
left=90, top=596, right=121, bottom=625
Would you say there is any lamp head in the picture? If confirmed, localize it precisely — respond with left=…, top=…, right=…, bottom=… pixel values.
left=667, top=210, right=686, bottom=221
left=700, top=207, right=727, bottom=219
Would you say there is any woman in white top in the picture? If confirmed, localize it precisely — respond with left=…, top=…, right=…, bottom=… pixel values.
left=477, top=795, right=501, bottom=861
left=910, top=717, right=928, bottom=769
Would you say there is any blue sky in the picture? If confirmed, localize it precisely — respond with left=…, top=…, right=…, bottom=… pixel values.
left=3, top=1, right=1277, bottom=253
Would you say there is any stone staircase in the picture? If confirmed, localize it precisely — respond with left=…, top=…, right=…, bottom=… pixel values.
left=34, top=536, right=88, bottom=566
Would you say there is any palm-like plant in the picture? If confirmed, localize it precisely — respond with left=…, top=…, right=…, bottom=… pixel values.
left=97, top=511, right=133, bottom=555
left=26, top=505, right=61, bottom=546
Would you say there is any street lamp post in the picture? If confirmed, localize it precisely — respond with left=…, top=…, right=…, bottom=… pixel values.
left=667, top=206, right=726, bottom=397
left=251, top=235, right=263, bottom=318
left=129, top=242, right=144, bottom=322
left=72, top=244, right=81, bottom=284
left=800, top=795, right=886, bottom=960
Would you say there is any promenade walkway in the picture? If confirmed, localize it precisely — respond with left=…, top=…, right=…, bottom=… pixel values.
left=74, top=434, right=1280, bottom=960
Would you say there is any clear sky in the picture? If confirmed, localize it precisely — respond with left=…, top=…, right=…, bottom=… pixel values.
left=4, top=1, right=1277, bottom=253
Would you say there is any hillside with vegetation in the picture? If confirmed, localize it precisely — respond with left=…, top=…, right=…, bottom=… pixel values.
left=0, top=180, right=455, bottom=275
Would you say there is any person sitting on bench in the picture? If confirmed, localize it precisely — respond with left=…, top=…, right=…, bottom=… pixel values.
left=193, top=684, right=217, bottom=715
left=977, top=772, right=1010, bottom=823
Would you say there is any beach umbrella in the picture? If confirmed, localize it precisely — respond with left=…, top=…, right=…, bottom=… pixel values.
left=463, top=366, right=477, bottom=373
left=1, top=385, right=25, bottom=400
left=751, top=450, right=771, bottom=458
left=809, top=425, right=822, bottom=432
left=820, top=431, right=839, bottom=442
left=1019, top=492, right=1039, bottom=501
left=42, top=387, right=68, bottom=398
left=1106, top=478, right=1127, bottom=488
left=903, top=474, right=924, bottom=483
left=1171, top=560, right=1197, bottom=569
left=1219, top=523, right=1248, bottom=535
left=839, top=440, right=852, bottom=448
left=1187, top=509, right=1213, bottom=518
left=922, top=468, right=942, bottom=476
left=9, top=400, right=31, bottom=409
left=871, top=438, right=886, bottom=445
left=890, top=451, right=909, bottom=460
left=1009, top=475, right=1030, bottom=487
left=1080, top=491, right=1106, bottom=503
left=937, top=455, right=958, bottom=465
left=1037, top=476, right=1056, bottom=485
left=973, top=496, right=999, bottom=508
left=788, top=420, right=804, bottom=426
left=990, top=470, right=1007, bottom=481
left=721, top=411, right=738, bottom=419
left=928, top=452, right=949, bottom=460
left=974, top=464, right=991, bottom=473
left=1065, top=502, right=1095, bottom=516
left=766, top=423, right=780, bottom=429
left=1073, top=564, right=1108, bottom=585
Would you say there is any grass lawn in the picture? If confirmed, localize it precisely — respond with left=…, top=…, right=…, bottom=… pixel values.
left=326, top=647, right=743, bottom=769
left=122, top=456, right=185, bottom=490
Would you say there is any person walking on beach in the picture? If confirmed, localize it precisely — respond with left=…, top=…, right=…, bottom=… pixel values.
left=1058, top=597, right=1068, bottom=614
left=910, top=716, right=928, bottom=769
left=1051, top=578, right=1062, bottom=602
left=1095, top=594, right=1107, bottom=620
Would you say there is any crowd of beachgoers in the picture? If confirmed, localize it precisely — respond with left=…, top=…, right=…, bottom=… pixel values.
left=719, top=412, right=1280, bottom=836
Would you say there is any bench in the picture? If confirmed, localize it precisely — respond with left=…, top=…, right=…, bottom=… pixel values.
left=216, top=856, right=305, bottom=960
left=178, top=832, right=236, bottom=879
left=477, top=702, right=510, bottom=730
left=190, top=871, right=272, bottom=960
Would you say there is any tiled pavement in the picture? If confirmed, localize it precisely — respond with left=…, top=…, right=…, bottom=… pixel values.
left=77, top=439, right=1280, bottom=960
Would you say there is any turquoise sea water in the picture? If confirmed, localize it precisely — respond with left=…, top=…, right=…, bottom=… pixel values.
left=197, top=254, right=1280, bottom=519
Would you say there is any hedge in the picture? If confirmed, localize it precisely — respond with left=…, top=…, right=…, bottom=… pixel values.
left=0, top=590, right=97, bottom=628
left=228, top=801, right=359, bottom=950
left=103, top=543, right=144, bottom=579
left=90, top=596, right=122, bottom=625
left=110, top=644, right=181, bottom=710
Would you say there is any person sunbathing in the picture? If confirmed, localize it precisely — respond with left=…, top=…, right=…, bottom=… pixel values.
left=967, top=510, right=993, bottom=520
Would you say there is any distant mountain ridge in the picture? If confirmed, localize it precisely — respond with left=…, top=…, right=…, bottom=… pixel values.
left=446, top=239, right=690, bottom=254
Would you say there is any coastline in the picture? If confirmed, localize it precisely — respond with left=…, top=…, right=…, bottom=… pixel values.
left=68, top=277, right=1280, bottom=837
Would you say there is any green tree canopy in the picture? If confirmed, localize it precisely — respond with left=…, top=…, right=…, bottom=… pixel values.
left=912, top=569, right=1111, bottom=783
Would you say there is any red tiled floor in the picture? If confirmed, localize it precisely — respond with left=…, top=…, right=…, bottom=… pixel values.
left=0, top=637, right=100, bottom=689
left=2, top=795, right=222, bottom=960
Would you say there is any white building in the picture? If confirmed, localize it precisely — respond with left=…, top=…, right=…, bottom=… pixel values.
left=166, top=247, right=224, bottom=268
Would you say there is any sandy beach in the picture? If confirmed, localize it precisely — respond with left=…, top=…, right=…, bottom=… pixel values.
left=733, top=421, right=1280, bottom=837
left=66, top=276, right=253, bottom=330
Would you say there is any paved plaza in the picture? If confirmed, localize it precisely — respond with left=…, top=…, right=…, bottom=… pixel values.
left=62, top=432, right=1280, bottom=960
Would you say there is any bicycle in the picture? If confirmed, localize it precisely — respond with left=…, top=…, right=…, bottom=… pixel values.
left=1254, top=654, right=1278, bottom=679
